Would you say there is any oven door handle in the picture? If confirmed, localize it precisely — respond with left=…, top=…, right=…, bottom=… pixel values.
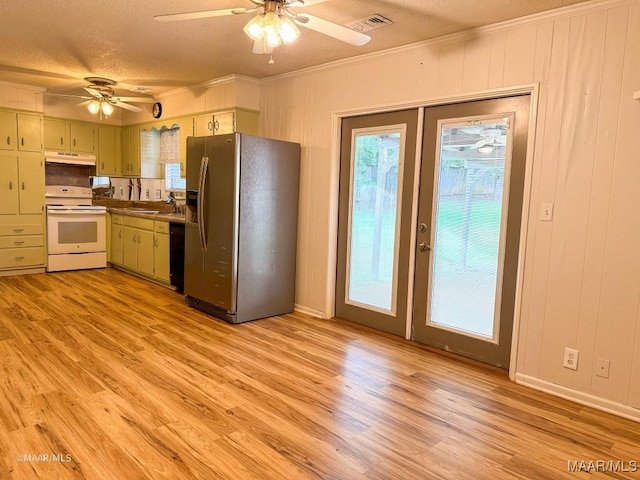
left=47, top=211, right=106, bottom=215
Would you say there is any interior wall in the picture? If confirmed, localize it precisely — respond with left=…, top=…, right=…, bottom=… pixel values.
left=0, top=81, right=44, bottom=112
left=259, top=0, right=640, bottom=411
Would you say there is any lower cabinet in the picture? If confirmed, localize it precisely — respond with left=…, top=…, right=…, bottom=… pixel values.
left=0, top=214, right=45, bottom=271
left=110, top=214, right=170, bottom=285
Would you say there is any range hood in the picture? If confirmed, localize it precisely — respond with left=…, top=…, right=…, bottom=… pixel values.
left=44, top=151, right=96, bottom=166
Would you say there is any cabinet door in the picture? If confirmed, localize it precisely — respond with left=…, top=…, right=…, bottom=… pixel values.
left=137, top=229, right=155, bottom=277
left=123, top=226, right=138, bottom=270
left=0, top=154, right=19, bottom=214
left=154, top=232, right=170, bottom=282
left=130, top=126, right=141, bottom=176
left=70, top=123, right=94, bottom=153
left=97, top=126, right=118, bottom=175
left=0, top=111, right=16, bottom=151
left=18, top=155, right=44, bottom=214
left=43, top=118, right=69, bottom=151
left=213, top=111, right=235, bottom=135
left=175, top=117, right=193, bottom=178
left=17, top=113, right=42, bottom=152
left=234, top=109, right=259, bottom=135
left=193, top=114, right=214, bottom=137
left=111, top=224, right=123, bottom=265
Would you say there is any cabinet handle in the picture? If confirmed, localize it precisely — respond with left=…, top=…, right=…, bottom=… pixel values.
left=101, top=162, right=104, bottom=169
left=22, top=182, right=25, bottom=190
left=8, top=181, right=12, bottom=190
left=14, top=228, right=24, bottom=233
left=207, top=121, right=213, bottom=132
left=14, top=241, right=24, bottom=246
left=21, top=137, right=24, bottom=146
left=118, top=231, right=122, bottom=239
left=213, top=120, right=219, bottom=132
left=73, top=138, right=76, bottom=147
left=180, top=162, right=184, bottom=172
left=60, top=136, right=64, bottom=146
left=6, top=136, right=9, bottom=145
left=14, top=256, right=25, bottom=261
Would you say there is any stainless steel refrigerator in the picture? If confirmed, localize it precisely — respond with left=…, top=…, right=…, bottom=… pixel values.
left=184, top=133, right=300, bottom=324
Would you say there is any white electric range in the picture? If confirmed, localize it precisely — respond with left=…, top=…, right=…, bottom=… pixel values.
left=45, top=185, right=107, bottom=272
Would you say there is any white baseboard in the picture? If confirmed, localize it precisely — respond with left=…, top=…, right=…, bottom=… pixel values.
left=516, top=374, right=640, bottom=423
left=294, top=304, right=325, bottom=319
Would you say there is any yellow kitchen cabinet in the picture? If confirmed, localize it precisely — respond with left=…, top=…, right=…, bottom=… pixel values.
left=154, top=221, right=170, bottom=283
left=193, top=109, right=258, bottom=137
left=43, top=118, right=69, bottom=150
left=173, top=117, right=193, bottom=178
left=0, top=153, right=44, bottom=215
left=110, top=214, right=123, bottom=265
left=0, top=110, right=17, bottom=151
left=0, top=110, right=42, bottom=153
left=44, top=118, right=95, bottom=153
left=70, top=122, right=94, bottom=153
left=117, top=215, right=171, bottom=285
left=17, top=113, right=43, bottom=152
left=0, top=213, right=45, bottom=271
left=97, top=125, right=120, bottom=176
left=121, top=125, right=141, bottom=176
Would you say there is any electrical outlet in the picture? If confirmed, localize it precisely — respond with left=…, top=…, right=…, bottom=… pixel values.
left=540, top=202, right=554, bottom=221
left=563, top=347, right=579, bottom=370
left=595, top=358, right=610, bottom=378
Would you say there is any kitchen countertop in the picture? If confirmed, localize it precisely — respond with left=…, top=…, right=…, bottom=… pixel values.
left=107, top=207, right=186, bottom=224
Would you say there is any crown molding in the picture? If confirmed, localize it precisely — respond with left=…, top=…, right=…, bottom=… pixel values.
left=261, top=0, right=638, bottom=84
left=157, top=74, right=260, bottom=100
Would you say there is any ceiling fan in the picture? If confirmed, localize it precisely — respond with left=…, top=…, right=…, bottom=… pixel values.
left=46, top=77, right=157, bottom=117
left=471, top=128, right=507, bottom=150
left=154, top=0, right=371, bottom=56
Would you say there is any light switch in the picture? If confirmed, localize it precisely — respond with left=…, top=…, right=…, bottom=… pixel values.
left=155, top=189, right=162, bottom=200
left=540, top=202, right=554, bottom=221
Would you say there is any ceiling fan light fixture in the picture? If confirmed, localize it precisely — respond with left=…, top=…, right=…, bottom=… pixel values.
left=278, top=16, right=300, bottom=44
left=478, top=145, right=495, bottom=154
left=87, top=100, right=101, bottom=115
left=101, top=101, right=114, bottom=117
left=243, top=15, right=265, bottom=41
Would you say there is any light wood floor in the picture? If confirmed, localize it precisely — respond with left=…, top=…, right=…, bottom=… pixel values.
left=0, top=268, right=638, bottom=479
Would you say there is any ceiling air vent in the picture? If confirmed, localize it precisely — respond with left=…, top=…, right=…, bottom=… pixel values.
left=346, top=14, right=393, bottom=33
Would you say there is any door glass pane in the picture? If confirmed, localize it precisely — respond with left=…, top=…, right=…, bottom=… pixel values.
left=346, top=128, right=404, bottom=314
left=428, top=118, right=510, bottom=339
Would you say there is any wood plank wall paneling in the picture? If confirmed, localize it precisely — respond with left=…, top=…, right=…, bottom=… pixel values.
left=1, top=269, right=640, bottom=479
left=258, top=0, right=640, bottom=411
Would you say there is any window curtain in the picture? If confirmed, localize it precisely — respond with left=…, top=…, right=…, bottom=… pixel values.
left=159, top=127, right=180, bottom=164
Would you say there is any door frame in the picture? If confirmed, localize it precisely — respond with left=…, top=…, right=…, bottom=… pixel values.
left=326, top=84, right=540, bottom=380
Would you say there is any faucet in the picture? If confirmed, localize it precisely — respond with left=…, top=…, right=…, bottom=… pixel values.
left=166, top=192, right=177, bottom=212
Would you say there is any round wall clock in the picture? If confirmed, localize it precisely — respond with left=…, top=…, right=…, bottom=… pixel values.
left=152, top=102, right=163, bottom=119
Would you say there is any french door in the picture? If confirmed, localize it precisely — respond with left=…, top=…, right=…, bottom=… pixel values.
left=335, top=96, right=530, bottom=367
left=335, top=109, right=419, bottom=336
left=413, top=95, right=530, bottom=367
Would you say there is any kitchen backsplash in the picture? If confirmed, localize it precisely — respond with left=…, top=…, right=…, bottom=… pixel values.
left=109, top=177, right=168, bottom=202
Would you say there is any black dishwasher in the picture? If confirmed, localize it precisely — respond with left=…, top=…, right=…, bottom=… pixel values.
left=169, top=223, right=185, bottom=293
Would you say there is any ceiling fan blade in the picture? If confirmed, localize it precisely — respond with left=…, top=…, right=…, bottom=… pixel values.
left=114, top=102, right=142, bottom=113
left=44, top=93, right=92, bottom=100
left=112, top=96, right=156, bottom=103
left=295, top=14, right=371, bottom=46
left=287, top=0, right=328, bottom=7
left=83, top=87, right=102, bottom=97
left=471, top=139, right=489, bottom=149
left=77, top=100, right=92, bottom=107
left=153, top=8, right=251, bottom=22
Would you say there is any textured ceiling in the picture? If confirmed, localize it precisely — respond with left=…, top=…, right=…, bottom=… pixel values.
left=0, top=0, right=590, bottom=97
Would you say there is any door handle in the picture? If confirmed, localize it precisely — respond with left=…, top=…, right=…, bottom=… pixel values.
left=418, top=242, right=431, bottom=252
left=419, top=222, right=428, bottom=233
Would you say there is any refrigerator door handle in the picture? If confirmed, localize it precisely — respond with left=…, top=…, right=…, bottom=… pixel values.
left=198, top=156, right=209, bottom=252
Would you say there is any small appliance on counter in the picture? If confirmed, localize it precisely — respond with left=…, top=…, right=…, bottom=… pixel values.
left=45, top=185, right=107, bottom=272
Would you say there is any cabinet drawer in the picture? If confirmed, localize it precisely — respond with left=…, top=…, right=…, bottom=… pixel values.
left=111, top=214, right=123, bottom=225
left=0, top=247, right=44, bottom=269
left=154, top=221, right=169, bottom=234
left=0, top=235, right=43, bottom=249
left=0, top=224, right=43, bottom=236
left=123, top=216, right=154, bottom=230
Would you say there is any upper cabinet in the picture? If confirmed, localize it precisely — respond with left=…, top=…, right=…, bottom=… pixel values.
left=44, top=118, right=95, bottom=153
left=121, top=125, right=141, bottom=177
left=0, top=110, right=42, bottom=153
left=97, top=126, right=120, bottom=176
left=193, top=109, right=258, bottom=137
